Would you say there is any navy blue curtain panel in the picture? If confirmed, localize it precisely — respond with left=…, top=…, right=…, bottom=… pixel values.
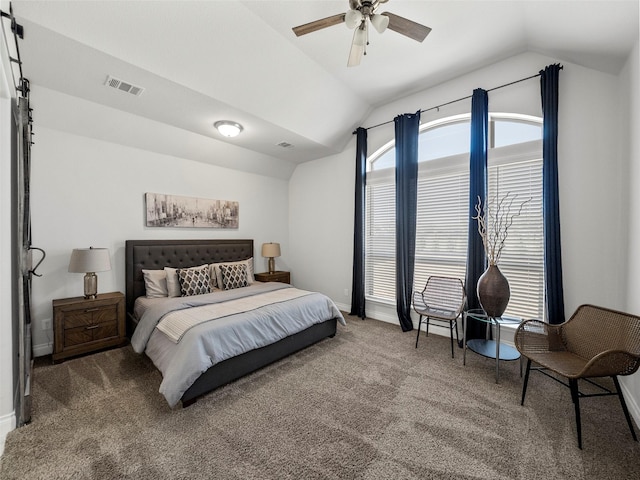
left=465, top=88, right=489, bottom=340
left=540, top=64, right=566, bottom=325
left=395, top=111, right=421, bottom=332
left=350, top=127, right=367, bottom=319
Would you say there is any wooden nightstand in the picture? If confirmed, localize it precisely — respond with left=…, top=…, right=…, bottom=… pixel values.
left=254, top=271, right=291, bottom=284
left=52, top=292, right=126, bottom=363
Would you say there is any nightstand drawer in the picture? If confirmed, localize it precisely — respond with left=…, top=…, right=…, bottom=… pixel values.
left=64, top=304, right=118, bottom=329
left=64, top=320, right=119, bottom=347
left=52, top=292, right=126, bottom=363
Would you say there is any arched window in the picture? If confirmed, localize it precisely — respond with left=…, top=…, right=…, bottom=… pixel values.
left=365, top=113, right=543, bottom=320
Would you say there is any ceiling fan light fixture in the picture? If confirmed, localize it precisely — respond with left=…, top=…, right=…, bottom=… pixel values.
left=291, top=0, right=432, bottom=67
left=214, top=120, right=243, bottom=137
left=345, top=9, right=363, bottom=29
left=370, top=13, right=389, bottom=34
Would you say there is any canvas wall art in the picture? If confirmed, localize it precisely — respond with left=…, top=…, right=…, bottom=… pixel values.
left=145, top=192, right=239, bottom=228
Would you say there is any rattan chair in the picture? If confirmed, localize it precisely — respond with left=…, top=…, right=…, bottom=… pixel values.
left=413, top=276, right=466, bottom=358
left=515, top=304, right=640, bottom=449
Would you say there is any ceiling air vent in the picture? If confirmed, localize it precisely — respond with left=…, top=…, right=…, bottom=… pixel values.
left=104, top=75, right=145, bottom=96
left=276, top=141, right=294, bottom=148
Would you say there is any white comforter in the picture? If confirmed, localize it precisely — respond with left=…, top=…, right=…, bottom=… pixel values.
left=131, top=282, right=345, bottom=407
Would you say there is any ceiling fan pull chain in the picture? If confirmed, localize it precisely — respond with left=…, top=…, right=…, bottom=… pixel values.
left=365, top=21, right=369, bottom=55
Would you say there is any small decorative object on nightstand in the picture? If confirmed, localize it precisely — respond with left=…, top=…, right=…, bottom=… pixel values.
left=52, top=292, right=126, bottom=363
left=254, top=271, right=291, bottom=284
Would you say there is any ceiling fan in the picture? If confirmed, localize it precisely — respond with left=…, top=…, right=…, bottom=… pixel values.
left=292, top=0, right=431, bottom=67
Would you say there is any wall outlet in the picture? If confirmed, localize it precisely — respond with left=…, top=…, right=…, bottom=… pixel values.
left=343, top=288, right=349, bottom=297
left=42, top=319, right=51, bottom=331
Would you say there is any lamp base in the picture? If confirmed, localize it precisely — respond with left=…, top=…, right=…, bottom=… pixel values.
left=84, top=272, right=97, bottom=299
left=268, top=257, right=275, bottom=274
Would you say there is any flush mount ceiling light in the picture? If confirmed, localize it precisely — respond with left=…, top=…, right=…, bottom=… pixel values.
left=214, top=120, right=244, bottom=138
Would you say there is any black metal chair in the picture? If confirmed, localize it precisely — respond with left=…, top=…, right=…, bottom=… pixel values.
left=413, top=276, right=466, bottom=358
left=515, top=304, right=640, bottom=449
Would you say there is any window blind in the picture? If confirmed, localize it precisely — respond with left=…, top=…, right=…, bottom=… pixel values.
left=365, top=175, right=396, bottom=301
left=365, top=118, right=544, bottom=321
left=414, top=171, right=469, bottom=292
left=487, top=158, right=544, bottom=319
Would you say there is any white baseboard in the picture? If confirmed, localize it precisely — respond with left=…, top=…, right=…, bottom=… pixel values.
left=350, top=301, right=518, bottom=346
left=619, top=378, right=640, bottom=429
left=32, top=341, right=53, bottom=358
left=334, top=301, right=350, bottom=313
left=0, top=410, right=16, bottom=457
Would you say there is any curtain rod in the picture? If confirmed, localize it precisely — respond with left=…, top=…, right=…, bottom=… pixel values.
left=353, top=65, right=563, bottom=134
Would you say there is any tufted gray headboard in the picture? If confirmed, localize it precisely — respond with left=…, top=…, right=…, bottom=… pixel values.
left=125, top=239, right=254, bottom=316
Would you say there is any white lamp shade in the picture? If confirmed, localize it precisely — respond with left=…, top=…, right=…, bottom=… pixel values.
left=345, top=9, right=363, bottom=29
left=370, top=13, right=389, bottom=34
left=68, top=248, right=112, bottom=273
left=261, top=243, right=281, bottom=258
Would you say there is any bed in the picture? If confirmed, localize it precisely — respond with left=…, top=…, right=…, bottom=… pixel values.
left=125, top=239, right=345, bottom=407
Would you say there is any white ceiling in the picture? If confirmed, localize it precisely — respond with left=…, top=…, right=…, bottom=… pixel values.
left=7, top=0, right=639, bottom=178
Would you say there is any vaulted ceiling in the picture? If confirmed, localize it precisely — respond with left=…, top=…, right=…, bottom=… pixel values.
left=8, top=0, right=639, bottom=178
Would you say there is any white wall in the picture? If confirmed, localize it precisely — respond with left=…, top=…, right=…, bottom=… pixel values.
left=289, top=51, right=637, bottom=415
left=288, top=150, right=354, bottom=310
left=623, top=38, right=640, bottom=427
left=29, top=86, right=291, bottom=354
left=292, top=51, right=629, bottom=314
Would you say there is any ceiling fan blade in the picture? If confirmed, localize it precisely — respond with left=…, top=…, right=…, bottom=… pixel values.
left=381, top=12, right=431, bottom=42
left=347, top=43, right=364, bottom=67
left=347, top=27, right=365, bottom=67
left=292, top=13, right=345, bottom=37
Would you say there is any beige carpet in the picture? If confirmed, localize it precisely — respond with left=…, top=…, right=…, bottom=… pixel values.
left=2, top=316, right=639, bottom=480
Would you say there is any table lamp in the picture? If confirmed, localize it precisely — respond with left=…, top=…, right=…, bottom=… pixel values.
left=68, top=247, right=112, bottom=299
left=261, top=242, right=281, bottom=274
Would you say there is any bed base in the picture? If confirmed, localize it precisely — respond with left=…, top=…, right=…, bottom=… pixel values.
left=182, top=317, right=337, bottom=406
left=125, top=239, right=339, bottom=407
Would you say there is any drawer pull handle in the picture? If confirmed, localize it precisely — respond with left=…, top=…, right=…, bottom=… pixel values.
left=84, top=308, right=99, bottom=313
left=85, top=325, right=100, bottom=330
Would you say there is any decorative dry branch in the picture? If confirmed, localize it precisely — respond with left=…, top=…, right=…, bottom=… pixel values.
left=473, top=192, right=531, bottom=265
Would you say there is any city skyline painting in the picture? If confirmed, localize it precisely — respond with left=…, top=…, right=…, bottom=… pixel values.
left=145, top=192, right=239, bottom=228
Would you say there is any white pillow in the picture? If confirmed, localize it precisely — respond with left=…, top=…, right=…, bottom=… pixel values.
left=212, top=258, right=254, bottom=289
left=142, top=269, right=168, bottom=298
left=164, top=267, right=182, bottom=297
left=207, top=265, right=219, bottom=289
